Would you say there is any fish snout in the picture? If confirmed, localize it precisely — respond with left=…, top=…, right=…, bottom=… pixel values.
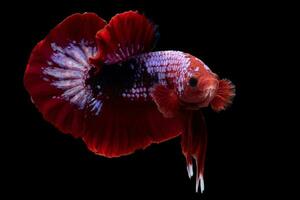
left=201, top=79, right=219, bottom=101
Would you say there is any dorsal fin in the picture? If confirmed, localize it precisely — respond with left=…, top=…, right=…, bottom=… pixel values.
left=90, top=11, right=159, bottom=66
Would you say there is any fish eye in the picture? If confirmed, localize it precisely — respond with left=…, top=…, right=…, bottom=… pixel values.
left=188, top=77, right=198, bottom=87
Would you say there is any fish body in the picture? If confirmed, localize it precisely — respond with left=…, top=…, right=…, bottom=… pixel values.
left=88, top=51, right=189, bottom=103
left=24, top=11, right=235, bottom=193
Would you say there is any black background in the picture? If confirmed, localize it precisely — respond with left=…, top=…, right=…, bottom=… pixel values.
left=3, top=0, right=285, bottom=199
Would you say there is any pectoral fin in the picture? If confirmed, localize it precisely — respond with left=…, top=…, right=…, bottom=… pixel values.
left=150, top=84, right=180, bottom=118
left=210, top=79, right=235, bottom=112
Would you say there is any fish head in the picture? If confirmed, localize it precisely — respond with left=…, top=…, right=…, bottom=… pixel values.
left=178, top=55, right=220, bottom=110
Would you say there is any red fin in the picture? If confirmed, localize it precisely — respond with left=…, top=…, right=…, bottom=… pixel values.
left=181, top=110, right=207, bottom=193
left=90, top=11, right=159, bottom=65
left=43, top=13, right=106, bottom=47
left=150, top=85, right=180, bottom=118
left=24, top=13, right=106, bottom=138
left=210, top=79, right=235, bottom=112
left=82, top=101, right=183, bottom=157
left=24, top=12, right=182, bottom=159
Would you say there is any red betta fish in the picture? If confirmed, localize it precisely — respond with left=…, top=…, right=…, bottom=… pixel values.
left=24, top=11, right=235, bottom=193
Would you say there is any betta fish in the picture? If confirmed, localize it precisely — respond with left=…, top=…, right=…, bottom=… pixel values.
left=24, top=11, right=235, bottom=193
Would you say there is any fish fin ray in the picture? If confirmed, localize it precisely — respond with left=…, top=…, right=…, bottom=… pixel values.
left=150, top=84, right=180, bottom=118
left=181, top=110, right=207, bottom=193
left=24, top=13, right=106, bottom=138
left=210, top=79, right=235, bottom=112
left=90, top=11, right=159, bottom=65
left=82, top=102, right=183, bottom=157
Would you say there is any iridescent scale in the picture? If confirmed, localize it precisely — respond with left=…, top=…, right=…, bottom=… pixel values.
left=41, top=41, right=190, bottom=115
left=124, top=51, right=191, bottom=99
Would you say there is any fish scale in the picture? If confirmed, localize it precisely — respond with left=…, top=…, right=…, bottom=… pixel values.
left=115, top=50, right=190, bottom=100
left=86, top=50, right=191, bottom=103
left=43, top=41, right=190, bottom=112
left=24, top=11, right=235, bottom=194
